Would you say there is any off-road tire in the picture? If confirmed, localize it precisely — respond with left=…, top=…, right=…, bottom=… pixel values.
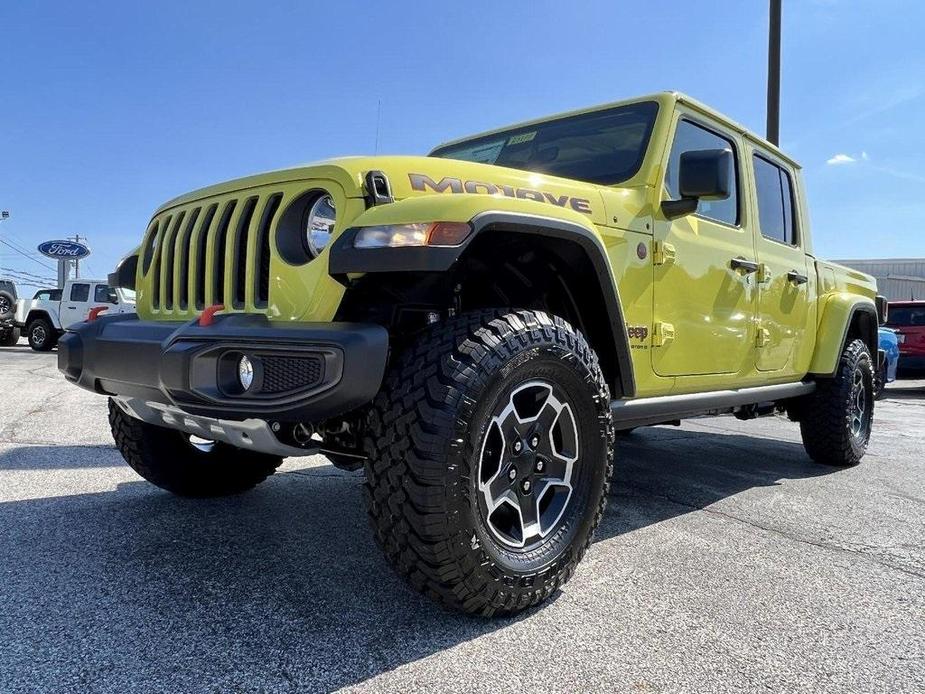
left=108, top=399, right=282, bottom=496
left=364, top=309, right=614, bottom=616
left=799, top=338, right=874, bottom=466
left=0, top=327, right=19, bottom=347
left=0, top=290, right=14, bottom=320
left=873, top=360, right=887, bottom=401
left=26, top=318, right=55, bottom=351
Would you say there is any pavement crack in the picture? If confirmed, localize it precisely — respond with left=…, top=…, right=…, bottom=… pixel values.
left=616, top=481, right=925, bottom=582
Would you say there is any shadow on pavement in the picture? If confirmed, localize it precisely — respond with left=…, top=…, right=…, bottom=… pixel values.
left=0, top=426, right=838, bottom=691
left=0, top=444, right=125, bottom=470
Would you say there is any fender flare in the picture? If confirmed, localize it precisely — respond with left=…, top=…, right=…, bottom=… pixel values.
left=25, top=309, right=60, bottom=331
left=808, top=294, right=878, bottom=376
left=329, top=209, right=635, bottom=397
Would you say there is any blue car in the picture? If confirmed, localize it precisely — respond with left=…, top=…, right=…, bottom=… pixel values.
left=876, top=327, right=900, bottom=399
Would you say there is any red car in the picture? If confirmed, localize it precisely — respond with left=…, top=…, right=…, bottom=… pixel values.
left=886, top=301, right=925, bottom=373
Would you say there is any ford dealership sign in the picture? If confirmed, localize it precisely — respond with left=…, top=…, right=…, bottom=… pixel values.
left=37, top=240, right=91, bottom=260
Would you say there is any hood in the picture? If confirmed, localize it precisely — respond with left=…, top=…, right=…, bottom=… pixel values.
left=154, top=155, right=617, bottom=228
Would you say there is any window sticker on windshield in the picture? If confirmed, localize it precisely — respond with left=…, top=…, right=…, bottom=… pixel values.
left=507, top=131, right=536, bottom=146
left=449, top=140, right=505, bottom=164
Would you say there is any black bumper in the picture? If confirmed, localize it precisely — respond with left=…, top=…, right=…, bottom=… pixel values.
left=58, top=313, right=389, bottom=421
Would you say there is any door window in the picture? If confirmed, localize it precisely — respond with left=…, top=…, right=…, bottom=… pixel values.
left=94, top=284, right=118, bottom=303
left=69, top=283, right=89, bottom=302
left=665, top=120, right=739, bottom=226
left=753, top=155, right=797, bottom=245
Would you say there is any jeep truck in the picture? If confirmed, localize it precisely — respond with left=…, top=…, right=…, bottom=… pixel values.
left=58, top=93, right=886, bottom=616
left=16, top=279, right=135, bottom=351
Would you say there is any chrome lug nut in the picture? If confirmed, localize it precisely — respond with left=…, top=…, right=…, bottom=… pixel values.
left=530, top=434, right=540, bottom=448
left=513, top=440, right=523, bottom=454
left=535, top=459, right=545, bottom=473
left=521, top=479, right=532, bottom=493
left=508, top=468, right=517, bottom=481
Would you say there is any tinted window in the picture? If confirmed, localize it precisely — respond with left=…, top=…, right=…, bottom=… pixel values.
left=887, top=307, right=925, bottom=327
left=70, top=283, right=89, bottom=302
left=431, top=102, right=659, bottom=185
left=94, top=284, right=117, bottom=303
left=753, top=155, right=797, bottom=245
left=33, top=290, right=50, bottom=300
left=665, top=120, right=739, bottom=225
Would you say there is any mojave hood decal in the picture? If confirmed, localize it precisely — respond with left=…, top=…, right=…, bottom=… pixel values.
left=408, top=173, right=593, bottom=215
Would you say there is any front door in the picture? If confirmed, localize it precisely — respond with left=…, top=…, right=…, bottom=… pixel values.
left=750, top=152, right=811, bottom=373
left=652, top=117, right=758, bottom=377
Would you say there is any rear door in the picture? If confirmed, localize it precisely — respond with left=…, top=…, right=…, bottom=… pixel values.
left=59, top=282, right=91, bottom=328
left=652, top=115, right=758, bottom=377
left=750, top=151, right=812, bottom=374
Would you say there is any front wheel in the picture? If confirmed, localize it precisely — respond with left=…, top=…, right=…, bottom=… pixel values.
left=799, top=338, right=874, bottom=466
left=364, top=310, right=614, bottom=616
left=26, top=318, right=56, bottom=351
left=108, top=399, right=282, bottom=496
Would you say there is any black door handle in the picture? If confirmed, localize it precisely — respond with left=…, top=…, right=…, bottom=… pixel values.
left=730, top=257, right=759, bottom=274
left=787, top=270, right=808, bottom=285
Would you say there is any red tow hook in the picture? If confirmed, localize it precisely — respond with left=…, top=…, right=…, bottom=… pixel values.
left=87, top=306, right=109, bottom=322
left=199, top=304, right=225, bottom=327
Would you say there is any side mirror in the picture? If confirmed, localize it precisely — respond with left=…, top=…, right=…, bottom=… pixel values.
left=662, top=148, right=733, bottom=219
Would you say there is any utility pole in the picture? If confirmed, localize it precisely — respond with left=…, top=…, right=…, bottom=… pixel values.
left=70, top=234, right=84, bottom=279
left=767, top=0, right=782, bottom=145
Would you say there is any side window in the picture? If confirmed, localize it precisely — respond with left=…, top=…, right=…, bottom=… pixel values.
left=93, top=284, right=116, bottom=303
left=70, top=283, right=90, bottom=302
left=753, top=154, right=797, bottom=245
left=665, top=119, right=739, bottom=225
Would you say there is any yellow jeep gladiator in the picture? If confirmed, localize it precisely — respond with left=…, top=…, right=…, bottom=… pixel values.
left=59, top=92, right=886, bottom=615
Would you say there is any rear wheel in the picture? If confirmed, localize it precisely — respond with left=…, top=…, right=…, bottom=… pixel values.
left=799, top=338, right=874, bottom=466
left=364, top=310, right=613, bottom=616
left=0, top=327, right=19, bottom=347
left=27, top=318, right=55, bottom=351
left=108, top=399, right=282, bottom=496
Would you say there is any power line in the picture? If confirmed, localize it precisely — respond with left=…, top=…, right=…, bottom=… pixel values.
left=0, top=238, right=56, bottom=271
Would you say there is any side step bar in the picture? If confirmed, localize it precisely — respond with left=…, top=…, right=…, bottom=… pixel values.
left=611, top=381, right=815, bottom=430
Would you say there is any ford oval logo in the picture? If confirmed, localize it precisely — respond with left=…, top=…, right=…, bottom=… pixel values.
left=37, top=240, right=92, bottom=260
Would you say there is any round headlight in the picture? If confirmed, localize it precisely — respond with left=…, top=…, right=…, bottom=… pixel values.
left=305, top=194, right=336, bottom=258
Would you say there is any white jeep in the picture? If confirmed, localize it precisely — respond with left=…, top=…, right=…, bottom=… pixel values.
left=14, top=279, right=135, bottom=351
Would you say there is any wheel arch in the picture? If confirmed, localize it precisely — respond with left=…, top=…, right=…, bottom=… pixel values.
left=463, top=212, right=635, bottom=398
left=26, top=309, right=59, bottom=330
left=808, top=294, right=878, bottom=376
left=330, top=205, right=636, bottom=398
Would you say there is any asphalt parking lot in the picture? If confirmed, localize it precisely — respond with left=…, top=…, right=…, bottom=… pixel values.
left=0, top=342, right=922, bottom=693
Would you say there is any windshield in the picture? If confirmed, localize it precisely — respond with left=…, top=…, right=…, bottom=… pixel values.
left=430, top=101, right=658, bottom=185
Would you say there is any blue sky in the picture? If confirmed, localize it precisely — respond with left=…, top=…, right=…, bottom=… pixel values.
left=1, top=0, right=923, bottom=287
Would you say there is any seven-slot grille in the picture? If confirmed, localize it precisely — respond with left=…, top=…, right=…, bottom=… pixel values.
left=144, top=192, right=283, bottom=314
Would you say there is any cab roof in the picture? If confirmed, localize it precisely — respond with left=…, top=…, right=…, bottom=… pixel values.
left=431, top=91, right=801, bottom=170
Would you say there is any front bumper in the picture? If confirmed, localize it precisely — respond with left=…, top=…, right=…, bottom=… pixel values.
left=58, top=313, right=389, bottom=422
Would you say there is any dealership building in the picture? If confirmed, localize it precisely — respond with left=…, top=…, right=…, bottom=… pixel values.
left=835, top=258, right=925, bottom=301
